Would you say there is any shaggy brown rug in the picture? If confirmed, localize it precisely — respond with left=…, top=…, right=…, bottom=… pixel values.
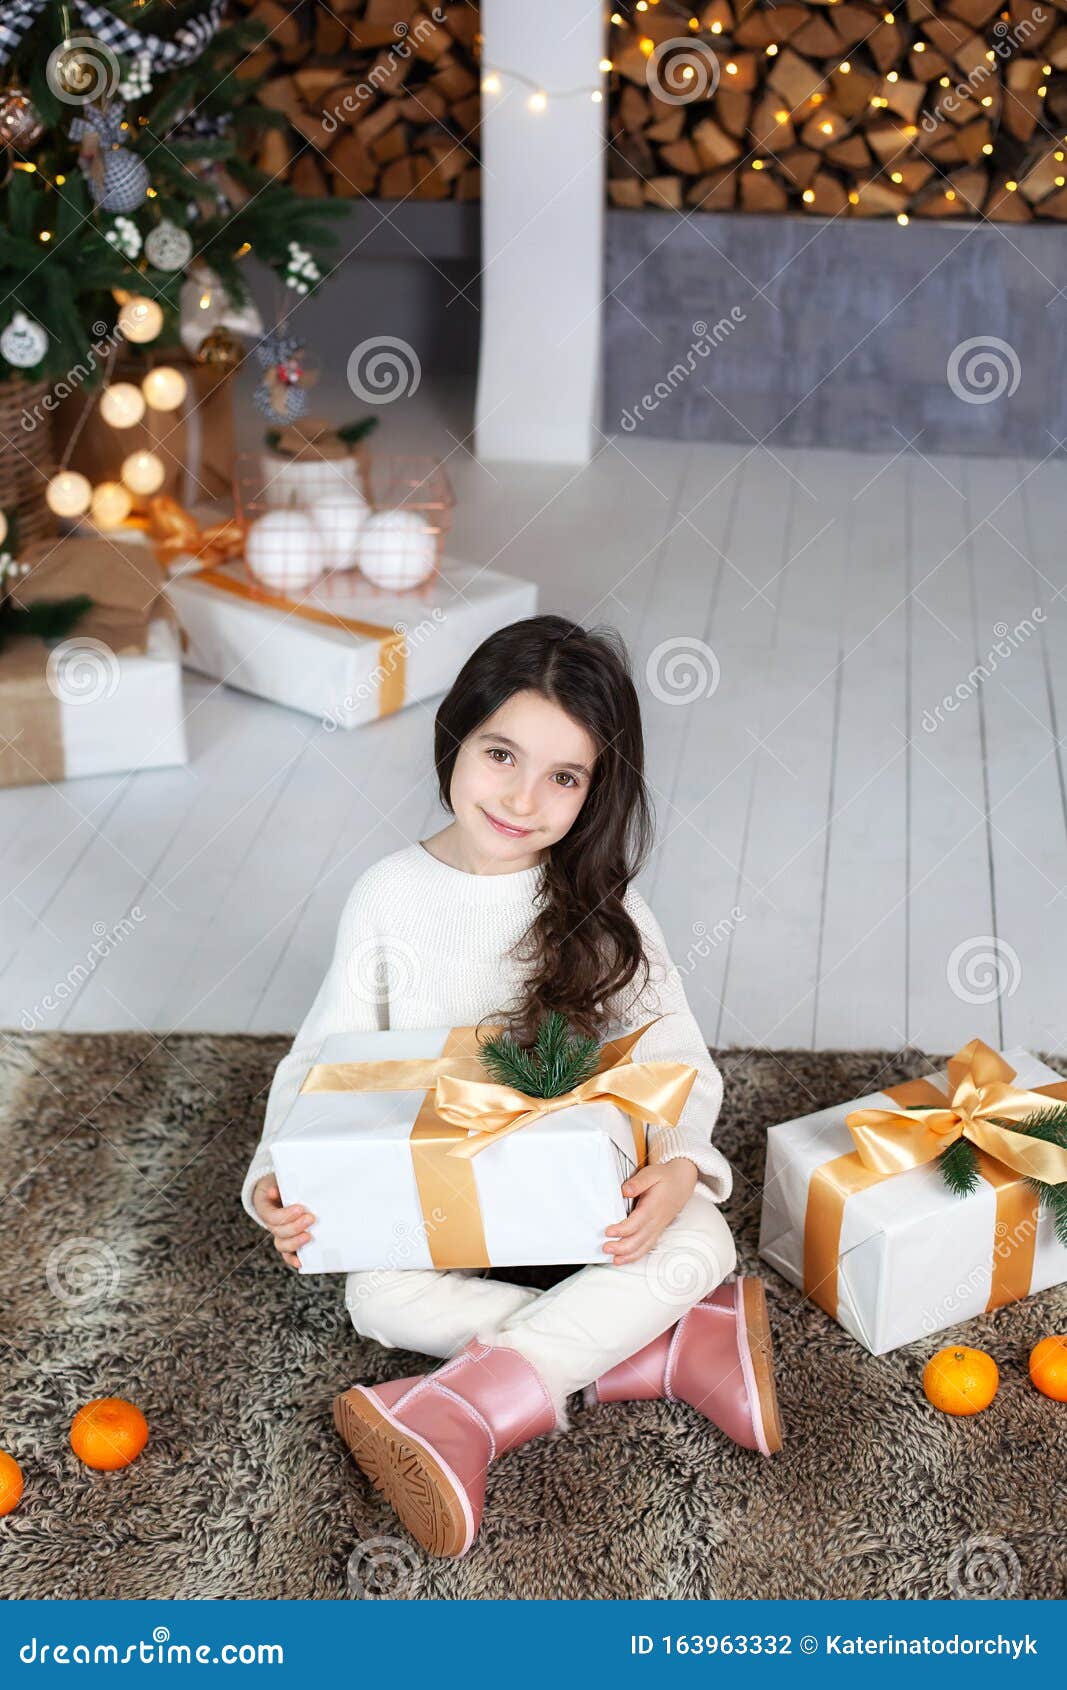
left=1, top=1030, right=1064, bottom=1601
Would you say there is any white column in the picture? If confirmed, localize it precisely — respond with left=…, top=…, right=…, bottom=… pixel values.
left=474, top=0, right=605, bottom=465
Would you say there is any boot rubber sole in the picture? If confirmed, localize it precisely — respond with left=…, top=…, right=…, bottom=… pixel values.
left=332, top=1385, right=475, bottom=1558
left=739, top=1276, right=784, bottom=1455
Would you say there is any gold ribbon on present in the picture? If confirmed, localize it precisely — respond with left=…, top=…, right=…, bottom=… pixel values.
left=150, top=495, right=407, bottom=717
left=804, top=1039, right=1067, bottom=1322
left=146, top=495, right=246, bottom=570
left=298, top=1018, right=698, bottom=1269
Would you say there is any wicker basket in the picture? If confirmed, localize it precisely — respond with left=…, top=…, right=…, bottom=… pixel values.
left=0, top=376, right=57, bottom=550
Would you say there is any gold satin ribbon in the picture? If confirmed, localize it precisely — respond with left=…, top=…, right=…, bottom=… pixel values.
left=299, top=1019, right=694, bottom=1267
left=147, top=494, right=246, bottom=570
left=804, top=1042, right=1067, bottom=1321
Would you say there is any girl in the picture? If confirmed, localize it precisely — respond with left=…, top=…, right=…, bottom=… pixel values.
left=242, top=615, right=783, bottom=1559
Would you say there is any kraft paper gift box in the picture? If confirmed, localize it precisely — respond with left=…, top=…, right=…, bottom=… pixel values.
left=758, top=1040, right=1067, bottom=1355
left=164, top=556, right=537, bottom=728
left=0, top=536, right=187, bottom=789
left=268, top=1021, right=698, bottom=1273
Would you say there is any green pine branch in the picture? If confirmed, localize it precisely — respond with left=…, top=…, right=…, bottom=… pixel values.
left=479, top=1013, right=602, bottom=1099
left=0, top=595, right=94, bottom=656
left=938, top=1134, right=980, bottom=1196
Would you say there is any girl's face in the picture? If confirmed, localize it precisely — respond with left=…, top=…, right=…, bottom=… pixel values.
left=449, top=689, right=598, bottom=871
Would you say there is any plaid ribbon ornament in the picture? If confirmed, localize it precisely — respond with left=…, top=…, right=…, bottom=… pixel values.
left=0, top=0, right=226, bottom=70
left=69, top=101, right=149, bottom=213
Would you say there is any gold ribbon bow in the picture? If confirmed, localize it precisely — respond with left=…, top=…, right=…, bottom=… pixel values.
left=804, top=1040, right=1067, bottom=1323
left=433, top=1043, right=698, bottom=1160
left=146, top=495, right=246, bottom=571
left=844, top=1038, right=1067, bottom=1186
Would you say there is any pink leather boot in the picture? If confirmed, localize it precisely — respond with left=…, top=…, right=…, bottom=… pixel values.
left=584, top=1275, right=784, bottom=1456
left=333, top=1337, right=559, bottom=1557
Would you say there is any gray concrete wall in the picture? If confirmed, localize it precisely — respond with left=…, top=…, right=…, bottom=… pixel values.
left=602, top=209, right=1065, bottom=456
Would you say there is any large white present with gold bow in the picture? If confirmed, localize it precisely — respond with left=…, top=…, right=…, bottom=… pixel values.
left=269, top=1020, right=698, bottom=1273
left=758, top=1040, right=1067, bottom=1354
left=163, top=552, right=536, bottom=729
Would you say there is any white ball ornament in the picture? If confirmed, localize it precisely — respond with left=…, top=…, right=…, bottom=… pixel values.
left=144, top=220, right=193, bottom=272
left=46, top=471, right=93, bottom=518
left=358, top=509, right=436, bottom=590
left=141, top=365, right=187, bottom=412
left=245, top=510, right=326, bottom=592
left=117, top=296, right=164, bottom=344
left=308, top=493, right=369, bottom=571
left=90, top=482, right=133, bottom=529
left=99, top=382, right=146, bottom=428
left=1, top=310, right=48, bottom=369
left=120, top=450, right=166, bottom=496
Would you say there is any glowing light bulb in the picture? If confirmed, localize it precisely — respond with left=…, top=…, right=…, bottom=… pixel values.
left=90, top=482, right=133, bottom=529
left=141, top=366, right=187, bottom=412
left=481, top=73, right=501, bottom=93
left=46, top=472, right=92, bottom=518
left=527, top=90, right=547, bottom=111
left=117, top=296, right=163, bottom=344
left=99, top=383, right=146, bottom=429
left=120, top=450, right=166, bottom=496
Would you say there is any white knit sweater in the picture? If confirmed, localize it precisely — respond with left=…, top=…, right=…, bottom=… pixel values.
left=240, top=842, right=733, bottom=1226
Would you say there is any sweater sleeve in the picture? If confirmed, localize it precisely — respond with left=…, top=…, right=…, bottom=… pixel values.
left=240, top=873, right=386, bottom=1229
left=604, top=886, right=733, bottom=1204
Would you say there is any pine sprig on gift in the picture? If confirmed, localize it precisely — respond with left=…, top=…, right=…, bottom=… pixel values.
left=479, top=1013, right=602, bottom=1099
left=921, top=1101, right=1067, bottom=1244
left=938, top=1134, right=980, bottom=1197
left=0, top=594, right=94, bottom=656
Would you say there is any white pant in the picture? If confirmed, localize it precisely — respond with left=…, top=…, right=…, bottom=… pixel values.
left=345, top=1186, right=737, bottom=1419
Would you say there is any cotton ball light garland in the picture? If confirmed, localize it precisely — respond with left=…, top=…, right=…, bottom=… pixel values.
left=117, top=296, right=164, bottom=344
left=357, top=509, right=436, bottom=590
left=141, top=366, right=187, bottom=412
left=46, top=471, right=93, bottom=518
left=245, top=510, right=326, bottom=592
left=308, top=492, right=369, bottom=571
left=121, top=450, right=165, bottom=496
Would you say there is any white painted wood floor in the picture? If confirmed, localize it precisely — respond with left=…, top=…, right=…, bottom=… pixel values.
left=3, top=418, right=1066, bottom=1058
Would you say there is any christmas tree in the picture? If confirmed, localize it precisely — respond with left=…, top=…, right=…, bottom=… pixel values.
left=0, top=0, right=347, bottom=383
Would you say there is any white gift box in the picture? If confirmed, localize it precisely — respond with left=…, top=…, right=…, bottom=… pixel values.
left=165, top=557, right=537, bottom=728
left=758, top=1045, right=1067, bottom=1354
left=49, top=617, right=187, bottom=783
left=269, top=1027, right=643, bottom=1273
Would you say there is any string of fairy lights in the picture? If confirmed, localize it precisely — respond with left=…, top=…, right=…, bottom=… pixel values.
left=480, top=2, right=1067, bottom=228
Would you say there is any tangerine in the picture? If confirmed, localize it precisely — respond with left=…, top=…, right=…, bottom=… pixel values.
left=922, top=1345, right=999, bottom=1416
left=1029, top=1334, right=1067, bottom=1402
left=70, top=1398, right=148, bottom=1471
left=0, top=1450, right=24, bottom=1516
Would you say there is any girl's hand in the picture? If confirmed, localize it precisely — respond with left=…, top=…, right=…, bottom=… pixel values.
left=603, top=1158, right=699, bottom=1266
left=252, top=1175, right=316, bottom=1271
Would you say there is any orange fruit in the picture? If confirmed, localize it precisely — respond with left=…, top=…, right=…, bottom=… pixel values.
left=0, top=1450, right=24, bottom=1516
left=923, top=1345, right=999, bottom=1416
left=1029, top=1335, right=1067, bottom=1401
left=70, top=1398, right=148, bottom=1472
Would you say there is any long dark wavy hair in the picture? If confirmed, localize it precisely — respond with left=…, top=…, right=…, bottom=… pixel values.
left=433, top=614, right=654, bottom=1047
